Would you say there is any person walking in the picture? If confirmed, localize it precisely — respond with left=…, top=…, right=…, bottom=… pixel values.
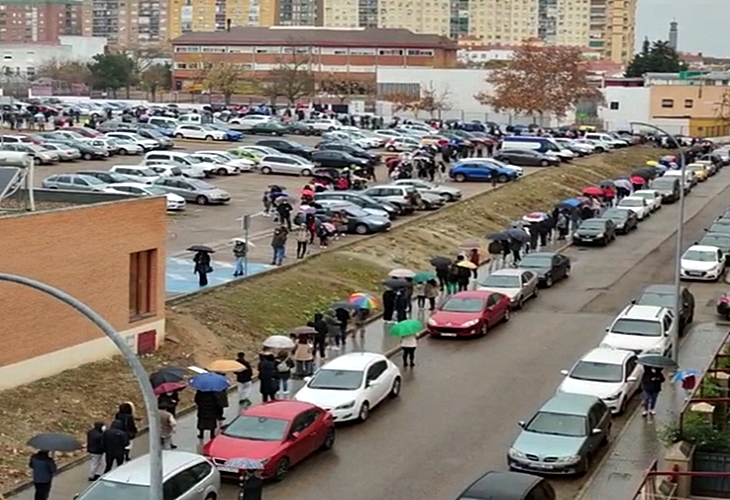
left=424, top=279, right=439, bottom=310
left=311, top=312, right=328, bottom=360
left=324, top=310, right=341, bottom=351
left=261, top=189, right=272, bottom=215
left=271, top=226, right=288, bottom=266
left=86, top=421, right=105, bottom=481
left=102, top=420, right=129, bottom=473
left=641, top=367, right=665, bottom=417
left=194, top=390, right=222, bottom=441
left=114, top=403, right=137, bottom=462
left=275, top=351, right=294, bottom=397
left=334, top=307, right=350, bottom=347
left=232, top=239, right=248, bottom=277
left=400, top=334, right=417, bottom=368
left=276, top=199, right=293, bottom=231
left=234, top=352, right=253, bottom=408
left=295, top=224, right=309, bottom=259
left=382, top=288, right=396, bottom=323
left=414, top=280, right=426, bottom=310
left=394, top=289, right=409, bottom=322
left=158, top=391, right=180, bottom=418
left=258, top=352, right=279, bottom=402
left=446, top=262, right=460, bottom=294
left=158, top=406, right=177, bottom=450
left=193, top=250, right=212, bottom=287
left=29, top=450, right=56, bottom=500
left=293, top=335, right=314, bottom=378
left=556, top=212, right=569, bottom=240
left=352, top=307, right=370, bottom=340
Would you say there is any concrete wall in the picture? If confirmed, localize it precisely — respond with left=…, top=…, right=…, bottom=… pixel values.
left=598, top=86, right=651, bottom=131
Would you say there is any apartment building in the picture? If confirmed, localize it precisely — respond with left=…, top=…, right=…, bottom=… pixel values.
left=589, top=0, right=636, bottom=64
left=167, top=0, right=276, bottom=40
left=82, top=0, right=166, bottom=47
left=0, top=0, right=81, bottom=43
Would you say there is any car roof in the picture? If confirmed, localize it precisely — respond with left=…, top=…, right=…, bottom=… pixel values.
left=461, top=470, right=544, bottom=499
left=580, top=347, right=633, bottom=365
left=320, top=351, right=386, bottom=371
left=617, top=303, right=666, bottom=320
left=244, top=400, right=316, bottom=420
left=633, top=189, right=657, bottom=194
left=112, top=165, right=147, bottom=170
left=489, top=268, right=525, bottom=276
left=686, top=244, right=721, bottom=252
left=522, top=252, right=558, bottom=258
left=449, top=290, right=493, bottom=300
left=621, top=196, right=644, bottom=201
left=102, top=451, right=206, bottom=485
left=641, top=284, right=675, bottom=295
left=538, top=392, right=599, bottom=415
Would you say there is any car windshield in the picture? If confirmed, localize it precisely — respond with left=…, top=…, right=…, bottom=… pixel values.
left=569, top=361, right=623, bottom=382
left=709, top=224, right=730, bottom=234
left=650, top=179, right=675, bottom=188
left=480, top=275, right=520, bottom=288
left=619, top=199, right=643, bottom=207
left=197, top=155, right=223, bottom=164
left=636, top=291, right=675, bottom=309
left=344, top=208, right=368, bottom=217
left=215, top=152, right=235, bottom=160
left=145, top=187, right=168, bottom=196
left=188, top=179, right=215, bottom=190
left=579, top=221, right=605, bottom=230
left=525, top=411, right=587, bottom=437
left=602, top=209, right=627, bottom=220
left=519, top=256, right=552, bottom=268
left=308, top=369, right=363, bottom=390
left=133, top=168, right=157, bottom=177
left=79, top=176, right=105, bottom=185
left=223, top=415, right=289, bottom=441
left=683, top=249, right=717, bottom=262
left=441, top=297, right=485, bottom=312
left=688, top=165, right=704, bottom=172
left=185, top=155, right=202, bottom=164
left=634, top=192, right=654, bottom=200
left=77, top=479, right=150, bottom=500
left=610, top=318, right=661, bottom=336
left=701, top=236, right=730, bottom=247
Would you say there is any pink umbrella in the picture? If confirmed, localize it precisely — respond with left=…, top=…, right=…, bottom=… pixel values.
left=582, top=186, right=603, bottom=197
left=630, top=176, right=646, bottom=184
left=322, top=222, right=336, bottom=233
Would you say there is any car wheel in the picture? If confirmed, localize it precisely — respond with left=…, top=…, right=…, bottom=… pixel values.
left=386, top=145, right=396, bottom=152
left=443, top=193, right=455, bottom=202
left=503, top=308, right=511, bottom=322
left=498, top=174, right=509, bottom=183
left=580, top=454, right=592, bottom=476
left=532, top=287, right=539, bottom=299
left=82, top=152, right=92, bottom=160
left=118, top=148, right=127, bottom=155
left=540, top=160, right=549, bottom=167
left=358, top=402, right=370, bottom=422
left=321, top=427, right=336, bottom=450
left=596, top=147, right=605, bottom=153
left=195, top=195, right=208, bottom=205
left=301, top=169, right=312, bottom=177
left=273, top=457, right=290, bottom=482
left=328, top=127, right=335, bottom=131
left=205, top=135, right=214, bottom=141
left=354, top=223, right=369, bottom=235
left=545, top=274, right=554, bottom=287
left=479, top=321, right=489, bottom=337
left=261, top=166, right=272, bottom=174
left=454, top=173, right=466, bottom=182
left=517, top=296, right=525, bottom=309
left=175, top=133, right=184, bottom=139
left=216, top=167, right=228, bottom=176
left=389, top=377, right=401, bottom=398
left=204, top=494, right=216, bottom=500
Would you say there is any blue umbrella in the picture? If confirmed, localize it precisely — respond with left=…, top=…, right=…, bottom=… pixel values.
left=672, top=369, right=699, bottom=382
left=189, top=372, right=230, bottom=392
left=557, top=198, right=581, bottom=209
left=224, top=457, right=266, bottom=470
left=507, top=227, right=529, bottom=242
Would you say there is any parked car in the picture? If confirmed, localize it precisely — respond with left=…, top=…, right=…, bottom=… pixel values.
left=384, top=136, right=420, bottom=152
left=317, top=142, right=380, bottom=165
left=454, top=471, right=556, bottom=500
left=144, top=151, right=213, bottom=178
left=259, top=154, right=315, bottom=176
left=686, top=163, right=709, bottom=181
left=458, top=157, right=524, bottom=177
left=680, top=244, right=726, bottom=281
left=109, top=165, right=161, bottom=184
left=152, top=177, right=231, bottom=205
left=249, top=121, right=288, bottom=136
left=189, top=153, right=241, bottom=175
left=313, top=191, right=399, bottom=219
left=310, top=118, right=342, bottom=132
left=391, top=179, right=461, bottom=202
left=599, top=304, right=675, bottom=355
left=76, top=170, right=136, bottom=185
left=107, top=138, right=144, bottom=155
left=50, top=138, right=108, bottom=160
left=312, top=199, right=390, bottom=222
left=427, top=290, right=511, bottom=337
left=311, top=150, right=369, bottom=169
left=40, top=142, right=81, bottom=161
left=134, top=128, right=175, bottom=149
left=493, top=149, right=559, bottom=167
left=0, top=143, right=57, bottom=165
left=449, top=160, right=519, bottom=183
left=173, top=124, right=227, bottom=141
left=256, top=139, right=313, bottom=160
left=286, top=121, right=316, bottom=135
left=294, top=352, right=401, bottom=422
left=203, top=400, right=334, bottom=481
left=228, top=114, right=271, bottom=129
left=648, top=176, right=682, bottom=202
left=633, top=284, right=694, bottom=334
left=631, top=189, right=662, bottom=212
left=508, top=393, right=611, bottom=475
left=557, top=347, right=642, bottom=415
left=478, top=268, right=539, bottom=309
left=599, top=208, right=638, bottom=234
left=572, top=218, right=616, bottom=246
left=517, top=252, right=571, bottom=288
left=698, top=233, right=730, bottom=262
left=41, top=173, right=119, bottom=193
left=111, top=182, right=186, bottom=211
left=105, top=132, right=158, bottom=151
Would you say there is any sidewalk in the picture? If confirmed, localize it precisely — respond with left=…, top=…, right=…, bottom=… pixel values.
left=576, top=323, right=729, bottom=500
left=10, top=237, right=569, bottom=500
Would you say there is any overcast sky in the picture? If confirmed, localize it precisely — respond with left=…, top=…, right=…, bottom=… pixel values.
left=636, top=0, right=730, bottom=56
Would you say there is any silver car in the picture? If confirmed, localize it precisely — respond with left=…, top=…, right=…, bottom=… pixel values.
left=259, top=154, right=315, bottom=176
left=74, top=451, right=220, bottom=500
left=478, top=268, right=539, bottom=309
left=153, top=177, right=231, bottom=205
left=392, top=179, right=462, bottom=202
left=40, top=142, right=81, bottom=161
left=42, top=173, right=118, bottom=193
left=0, top=143, right=58, bottom=164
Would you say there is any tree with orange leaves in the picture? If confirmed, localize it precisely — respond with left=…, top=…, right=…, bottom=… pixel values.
left=474, top=42, right=603, bottom=123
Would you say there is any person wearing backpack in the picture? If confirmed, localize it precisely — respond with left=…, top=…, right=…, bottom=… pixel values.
left=446, top=263, right=460, bottom=295
left=275, top=351, right=295, bottom=397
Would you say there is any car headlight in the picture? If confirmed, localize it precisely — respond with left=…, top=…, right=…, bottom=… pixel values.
left=555, top=455, right=582, bottom=464
left=461, top=319, right=480, bottom=327
left=596, top=233, right=604, bottom=238
left=427, top=318, right=437, bottom=326
left=335, top=401, right=355, bottom=410
left=604, top=392, right=621, bottom=401
left=508, top=448, right=526, bottom=459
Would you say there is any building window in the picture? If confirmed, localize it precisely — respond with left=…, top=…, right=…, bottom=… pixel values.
left=255, top=46, right=280, bottom=53
left=406, top=49, right=433, bottom=56
left=378, top=48, right=403, bottom=56
left=129, top=249, right=156, bottom=320
left=609, top=101, right=619, bottom=110
left=661, top=99, right=674, bottom=108
left=201, top=45, right=226, bottom=53
left=684, top=99, right=693, bottom=108
left=174, top=45, right=199, bottom=52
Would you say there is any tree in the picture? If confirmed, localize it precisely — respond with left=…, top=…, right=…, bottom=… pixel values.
left=474, top=42, right=603, bottom=122
left=263, top=52, right=315, bottom=105
left=203, top=62, right=250, bottom=104
left=320, top=77, right=376, bottom=103
left=625, top=39, right=688, bottom=78
left=140, top=63, right=171, bottom=102
left=715, top=87, right=730, bottom=124
left=417, top=83, right=452, bottom=118
left=87, top=53, right=136, bottom=98
left=36, top=58, right=92, bottom=86
left=385, top=92, right=421, bottom=115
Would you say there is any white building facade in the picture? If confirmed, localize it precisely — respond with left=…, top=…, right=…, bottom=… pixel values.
left=0, top=35, right=106, bottom=78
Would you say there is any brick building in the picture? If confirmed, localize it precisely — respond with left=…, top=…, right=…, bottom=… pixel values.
left=171, top=26, right=459, bottom=90
left=0, top=196, right=167, bottom=390
left=0, top=0, right=81, bottom=43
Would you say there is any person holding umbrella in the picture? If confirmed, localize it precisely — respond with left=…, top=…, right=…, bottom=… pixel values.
left=29, top=450, right=56, bottom=500
left=641, top=367, right=665, bottom=417
left=191, top=247, right=214, bottom=287
left=190, top=373, right=228, bottom=440
left=390, top=319, right=421, bottom=367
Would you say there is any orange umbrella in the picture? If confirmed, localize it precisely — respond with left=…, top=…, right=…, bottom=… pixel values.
left=207, top=360, right=245, bottom=373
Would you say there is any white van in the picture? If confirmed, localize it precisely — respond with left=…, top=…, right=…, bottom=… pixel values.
left=144, top=151, right=213, bottom=178
left=501, top=136, right=573, bottom=161
left=585, top=133, right=628, bottom=148
left=109, top=165, right=160, bottom=184
left=147, top=116, right=179, bottom=130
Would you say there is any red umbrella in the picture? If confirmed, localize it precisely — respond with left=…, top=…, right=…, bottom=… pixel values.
left=299, top=188, right=315, bottom=196
left=582, top=186, right=603, bottom=196
left=630, top=176, right=646, bottom=184
left=153, top=381, right=187, bottom=396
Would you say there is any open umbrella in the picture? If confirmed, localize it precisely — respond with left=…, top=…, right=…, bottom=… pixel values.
left=299, top=188, right=315, bottom=196
left=389, top=319, right=423, bottom=337
left=582, top=186, right=604, bottom=197
left=459, top=239, right=482, bottom=249
left=389, top=268, right=416, bottom=279
left=331, top=301, right=357, bottom=310
left=456, top=260, right=477, bottom=270
left=27, top=433, right=82, bottom=452
left=614, top=179, right=633, bottom=190
left=231, top=237, right=256, bottom=247
left=599, top=180, right=615, bottom=188
left=413, top=271, right=436, bottom=283
left=349, top=292, right=380, bottom=309
left=149, top=366, right=187, bottom=388
left=299, top=205, right=316, bottom=215
left=557, top=198, right=582, bottom=209
left=522, top=212, right=548, bottom=223
left=189, top=372, right=230, bottom=392
left=153, top=381, right=187, bottom=396
left=322, top=222, right=336, bottom=233
left=630, top=175, right=646, bottom=185
left=637, top=353, right=677, bottom=369
left=486, top=232, right=510, bottom=241
left=224, top=458, right=266, bottom=470
left=291, top=326, right=317, bottom=336
left=383, top=277, right=409, bottom=288
left=263, top=335, right=295, bottom=350
left=646, top=160, right=659, bottom=166
left=187, top=245, right=215, bottom=253
left=507, top=228, right=529, bottom=242
left=207, top=359, right=245, bottom=373
left=430, top=256, right=452, bottom=267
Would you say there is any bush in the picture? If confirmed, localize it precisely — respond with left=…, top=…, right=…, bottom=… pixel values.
left=661, top=412, right=730, bottom=452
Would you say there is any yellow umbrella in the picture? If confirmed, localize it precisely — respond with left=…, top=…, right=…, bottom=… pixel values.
left=646, top=160, right=659, bottom=166
left=207, top=360, right=245, bottom=373
left=456, top=261, right=477, bottom=270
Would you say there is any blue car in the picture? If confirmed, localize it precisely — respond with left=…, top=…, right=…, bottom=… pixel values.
left=449, top=160, right=518, bottom=183
left=207, top=124, right=242, bottom=141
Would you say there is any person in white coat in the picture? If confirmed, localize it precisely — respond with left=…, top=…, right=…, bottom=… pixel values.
left=400, top=334, right=417, bottom=368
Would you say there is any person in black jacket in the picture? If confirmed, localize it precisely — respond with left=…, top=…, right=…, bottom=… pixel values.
left=195, top=390, right=222, bottom=441
left=394, top=289, right=409, bottom=322
left=29, top=450, right=56, bottom=500
left=382, top=289, right=396, bottom=322
left=258, top=352, right=278, bottom=402
left=311, top=313, right=328, bottom=359
left=158, top=391, right=180, bottom=417
left=114, top=403, right=137, bottom=462
left=235, top=352, right=253, bottom=408
left=86, top=421, right=106, bottom=481
left=641, top=367, right=665, bottom=417
left=334, top=307, right=350, bottom=347
left=103, top=420, right=129, bottom=473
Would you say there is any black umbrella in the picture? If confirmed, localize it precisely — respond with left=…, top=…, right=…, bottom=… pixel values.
left=486, top=232, right=510, bottom=241
left=630, top=169, right=654, bottom=180
left=599, top=180, right=615, bottom=187
left=638, top=354, right=678, bottom=369
left=382, top=278, right=409, bottom=288
left=430, top=256, right=452, bottom=267
left=187, top=245, right=215, bottom=253
left=291, top=326, right=317, bottom=336
left=507, top=228, right=530, bottom=242
left=149, top=366, right=187, bottom=388
left=615, top=174, right=630, bottom=180
left=331, top=301, right=357, bottom=310
left=27, top=433, right=82, bottom=452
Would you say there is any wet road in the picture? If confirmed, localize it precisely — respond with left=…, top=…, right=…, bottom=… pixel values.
left=231, top=170, right=730, bottom=500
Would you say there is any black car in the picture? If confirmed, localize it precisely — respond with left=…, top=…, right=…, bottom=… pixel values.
left=455, top=471, right=555, bottom=500
left=317, top=142, right=381, bottom=165
left=517, top=252, right=571, bottom=287
left=601, top=207, right=639, bottom=234
left=697, top=233, right=730, bottom=262
left=314, top=191, right=399, bottom=219
left=494, top=149, right=559, bottom=167
left=311, top=150, right=369, bottom=169
left=634, top=284, right=695, bottom=334
left=294, top=205, right=391, bottom=234
left=135, top=128, right=174, bottom=149
left=256, top=139, right=313, bottom=160
left=648, top=176, right=681, bottom=202
left=573, top=218, right=616, bottom=245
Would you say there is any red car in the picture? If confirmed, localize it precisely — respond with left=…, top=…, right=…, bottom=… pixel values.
left=427, top=290, right=511, bottom=337
left=203, top=400, right=335, bottom=481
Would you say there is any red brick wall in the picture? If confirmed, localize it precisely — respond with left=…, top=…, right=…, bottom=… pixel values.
left=0, top=197, right=167, bottom=366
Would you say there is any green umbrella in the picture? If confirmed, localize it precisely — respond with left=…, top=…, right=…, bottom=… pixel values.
left=413, top=271, right=437, bottom=283
left=389, top=319, right=423, bottom=337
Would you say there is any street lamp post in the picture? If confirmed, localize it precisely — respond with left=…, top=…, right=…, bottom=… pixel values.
left=0, top=274, right=163, bottom=500
left=630, top=122, right=686, bottom=362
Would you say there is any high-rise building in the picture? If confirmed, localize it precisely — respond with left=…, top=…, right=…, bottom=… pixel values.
left=276, top=0, right=321, bottom=26
left=588, top=0, right=636, bottom=63
left=167, top=0, right=276, bottom=40
left=81, top=0, right=167, bottom=47
left=668, top=20, right=678, bottom=51
left=0, top=0, right=82, bottom=43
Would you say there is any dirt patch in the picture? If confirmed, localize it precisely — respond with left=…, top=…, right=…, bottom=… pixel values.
left=0, top=146, right=664, bottom=493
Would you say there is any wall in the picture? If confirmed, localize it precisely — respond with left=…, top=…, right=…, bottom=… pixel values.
left=0, top=197, right=167, bottom=389
left=0, top=35, right=105, bottom=76
left=598, top=86, right=650, bottom=130
left=650, top=84, right=728, bottom=120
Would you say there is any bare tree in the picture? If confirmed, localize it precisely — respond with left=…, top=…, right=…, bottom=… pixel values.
left=417, top=83, right=452, bottom=118
left=320, top=76, right=377, bottom=103
left=36, top=58, right=92, bottom=86
left=140, top=63, right=171, bottom=102
left=263, top=50, right=315, bottom=105
left=203, top=62, right=251, bottom=104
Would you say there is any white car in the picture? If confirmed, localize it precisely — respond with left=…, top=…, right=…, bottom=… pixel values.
left=259, top=154, right=315, bottom=176
left=294, top=352, right=401, bottom=422
left=385, top=136, right=420, bottom=152
left=194, top=150, right=255, bottom=172
left=340, top=127, right=381, bottom=148
left=392, top=179, right=462, bottom=202
left=557, top=347, right=643, bottom=415
left=680, top=245, right=726, bottom=281
left=81, top=138, right=116, bottom=155
left=554, top=137, right=594, bottom=154
left=189, top=153, right=241, bottom=176
left=311, top=118, right=342, bottom=132
left=373, top=129, right=405, bottom=140
left=109, top=165, right=160, bottom=184
left=574, top=138, right=610, bottom=153
left=173, top=124, right=227, bottom=141
left=108, top=138, right=143, bottom=155
left=110, top=182, right=186, bottom=211
left=616, top=196, right=651, bottom=220
left=599, top=304, right=675, bottom=356
left=477, top=268, right=539, bottom=308
left=632, top=189, right=662, bottom=212
left=228, top=114, right=271, bottom=129
left=105, top=132, right=159, bottom=151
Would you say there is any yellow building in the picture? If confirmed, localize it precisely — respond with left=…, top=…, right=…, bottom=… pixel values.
left=168, top=0, right=276, bottom=40
left=588, top=0, right=636, bottom=64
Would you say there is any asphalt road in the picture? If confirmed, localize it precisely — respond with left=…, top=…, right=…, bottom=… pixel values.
left=207, top=170, right=730, bottom=500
